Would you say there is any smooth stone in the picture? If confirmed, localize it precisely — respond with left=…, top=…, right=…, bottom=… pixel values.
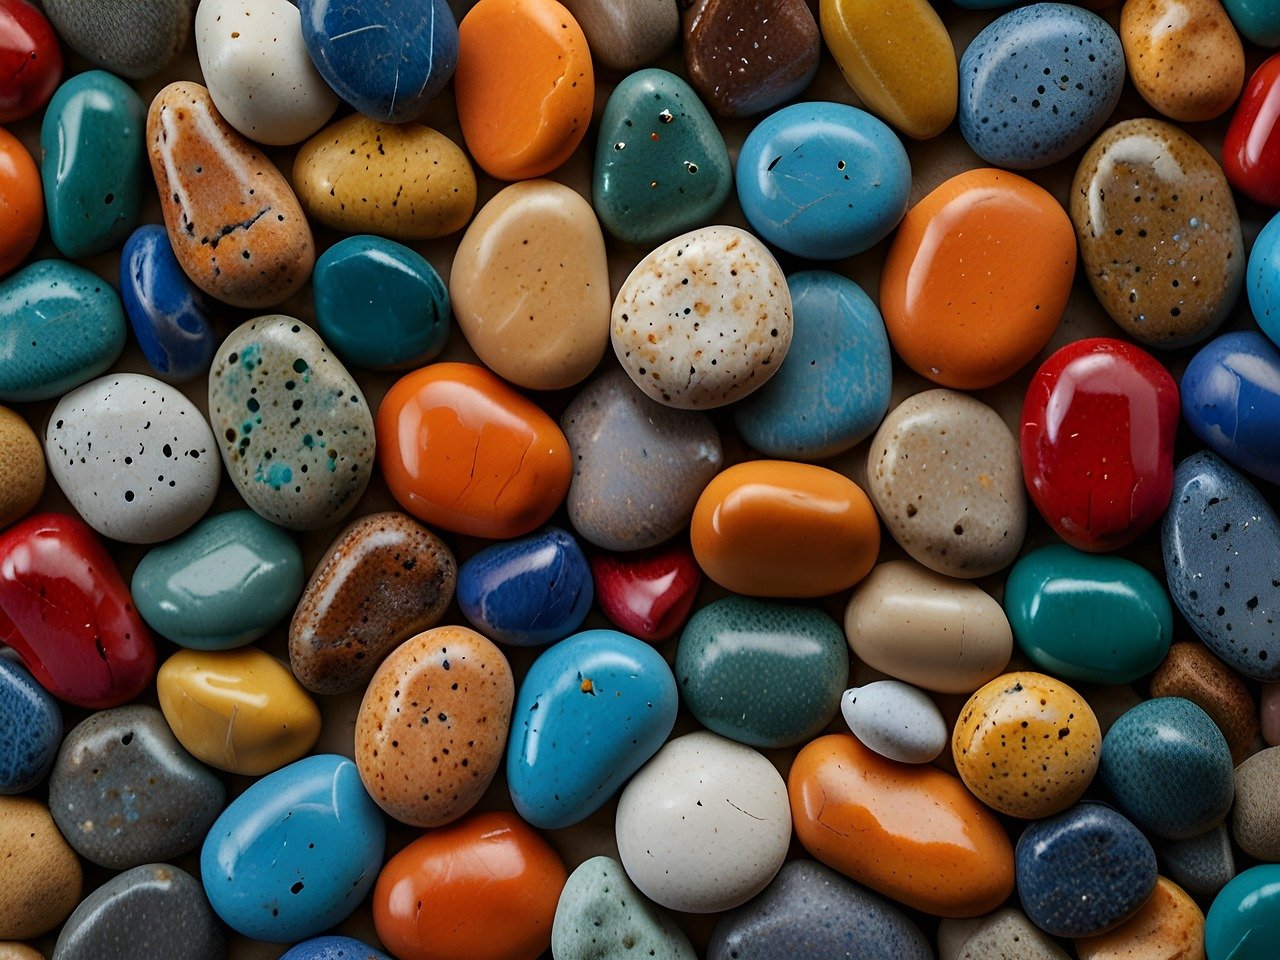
left=1162, top=451, right=1280, bottom=680
left=561, top=0, right=677, bottom=71
left=508, top=629, right=677, bottom=829
left=1250, top=213, right=1280, bottom=345
left=289, top=511, right=456, bottom=695
left=0, top=659, right=59, bottom=793
left=313, top=235, right=450, bottom=370
left=1101, top=697, right=1235, bottom=840
left=458, top=527, right=592, bottom=647
left=0, top=405, right=44, bottom=529
left=1006, top=544, right=1173, bottom=685
left=611, top=225, right=792, bottom=409
left=1267, top=682, right=1280, bottom=744
left=1159, top=824, right=1236, bottom=898
left=0, top=126, right=42, bottom=275
left=355, top=625, right=513, bottom=827
left=0, top=0, right=61, bottom=123
left=1017, top=802, right=1157, bottom=938
left=282, top=938, right=392, bottom=960
left=1232, top=746, right=1280, bottom=861
left=452, top=180, right=610, bottom=390
left=51, top=864, right=221, bottom=960
left=201, top=754, right=385, bottom=942
left=1223, top=0, right=1280, bottom=45
left=590, top=543, right=702, bottom=643
left=41, top=0, right=195, bottom=79
left=1122, top=0, right=1243, bottom=123
left=49, top=705, right=224, bottom=870
left=592, top=67, right=732, bottom=248
left=0, top=943, right=46, bottom=960
left=132, top=509, right=304, bottom=650
left=0, top=260, right=126, bottom=402
left=196, top=0, right=338, bottom=145
left=1183, top=333, right=1280, bottom=486
left=1204, top=864, right=1280, bottom=959
left=298, top=0, right=457, bottom=123
left=120, top=225, right=216, bottom=383
left=1225, top=53, right=1280, bottom=207
left=40, top=70, right=146, bottom=258
left=677, top=596, right=847, bottom=749
left=562, top=367, right=722, bottom=551
left=46, top=373, right=219, bottom=544
left=841, top=680, right=947, bottom=764
left=1152, top=642, right=1257, bottom=765
left=0, top=797, right=81, bottom=939
left=157, top=647, right=321, bottom=776
left=789, top=733, right=1015, bottom=917
left=147, top=81, right=315, bottom=309
left=553, top=855, right=695, bottom=960
left=1071, top=118, right=1243, bottom=348
left=947, top=909, right=1072, bottom=960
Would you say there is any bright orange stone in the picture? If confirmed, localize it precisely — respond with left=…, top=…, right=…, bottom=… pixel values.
left=0, top=127, right=41, bottom=276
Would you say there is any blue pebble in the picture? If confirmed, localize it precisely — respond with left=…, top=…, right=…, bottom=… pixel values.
left=507, top=629, right=677, bottom=829
left=119, top=225, right=216, bottom=384
left=733, top=271, right=891, bottom=459
left=0, top=658, right=62, bottom=794
left=1247, top=210, right=1280, bottom=348
left=457, top=527, right=592, bottom=647
left=201, top=754, right=385, bottom=943
left=1222, top=0, right=1280, bottom=46
left=281, top=936, right=392, bottom=960
left=736, top=102, right=909, bottom=260
left=299, top=0, right=458, bottom=123
left=959, top=3, right=1124, bottom=169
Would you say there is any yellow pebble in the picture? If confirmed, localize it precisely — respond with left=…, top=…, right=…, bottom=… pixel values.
left=0, top=797, right=81, bottom=940
left=0, top=407, right=44, bottom=530
left=1121, top=0, right=1244, bottom=122
left=1077, top=876, right=1206, bottom=960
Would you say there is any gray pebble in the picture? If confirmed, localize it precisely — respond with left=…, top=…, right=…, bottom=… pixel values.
left=1233, top=746, right=1280, bottom=860
left=39, top=0, right=197, bottom=79
left=840, top=680, right=947, bottom=763
left=1158, top=822, right=1236, bottom=897
left=561, top=0, right=678, bottom=72
left=941, top=908, right=1070, bottom=960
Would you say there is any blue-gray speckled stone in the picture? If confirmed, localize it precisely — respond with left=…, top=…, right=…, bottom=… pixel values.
left=1159, top=822, right=1236, bottom=897
left=0, top=657, right=62, bottom=794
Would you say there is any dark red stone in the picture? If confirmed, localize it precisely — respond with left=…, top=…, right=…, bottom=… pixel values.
left=590, top=542, right=701, bottom=643
left=1225, top=51, right=1280, bottom=207
left=0, top=0, right=61, bottom=124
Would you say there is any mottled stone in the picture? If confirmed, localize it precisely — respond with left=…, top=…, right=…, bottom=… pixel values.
left=1122, top=0, right=1244, bottom=122
left=552, top=856, right=695, bottom=960
left=1076, top=876, right=1205, bottom=960
left=0, top=658, right=60, bottom=793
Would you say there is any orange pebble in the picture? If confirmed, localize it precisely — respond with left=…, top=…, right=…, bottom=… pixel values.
left=690, top=460, right=879, bottom=598
left=788, top=733, right=1015, bottom=917
left=0, top=127, right=41, bottom=276
left=455, top=0, right=594, bottom=181
left=373, top=810, right=567, bottom=960
left=375, top=362, right=572, bottom=539
left=880, top=168, right=1075, bottom=390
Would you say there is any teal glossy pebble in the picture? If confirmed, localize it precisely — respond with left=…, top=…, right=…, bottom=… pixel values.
left=0, top=259, right=127, bottom=402
left=312, top=235, right=450, bottom=371
left=1005, top=543, right=1173, bottom=685
left=676, top=596, right=849, bottom=749
left=733, top=271, right=891, bottom=460
left=1206, top=864, right=1280, bottom=959
left=593, top=68, right=732, bottom=248
left=1223, top=0, right=1280, bottom=46
left=736, top=101, right=910, bottom=260
left=40, top=70, right=146, bottom=259
left=132, top=510, right=304, bottom=650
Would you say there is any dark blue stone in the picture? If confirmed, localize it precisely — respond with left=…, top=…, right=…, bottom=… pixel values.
left=299, top=0, right=458, bottom=123
left=1016, top=801, right=1157, bottom=938
left=0, top=657, right=62, bottom=794
left=281, top=936, right=392, bottom=960
left=119, top=225, right=216, bottom=384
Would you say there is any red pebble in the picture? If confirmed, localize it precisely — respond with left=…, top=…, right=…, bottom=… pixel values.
left=1225, top=51, right=1280, bottom=207
left=0, top=0, right=62, bottom=123
left=1021, top=338, right=1179, bottom=552
left=0, top=513, right=155, bottom=708
left=590, top=542, right=702, bottom=643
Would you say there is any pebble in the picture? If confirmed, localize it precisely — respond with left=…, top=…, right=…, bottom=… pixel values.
left=616, top=731, right=791, bottom=914
left=147, top=81, right=315, bottom=309
left=841, top=680, right=948, bottom=764
left=41, top=0, right=195, bottom=79
left=1122, top=0, right=1244, bottom=123
left=0, top=659, right=60, bottom=793
left=49, top=705, right=224, bottom=869
left=1267, top=682, right=1280, bottom=744
left=355, top=625, right=513, bottom=828
left=677, top=596, right=847, bottom=748
left=454, top=0, right=593, bottom=181
left=561, top=367, right=723, bottom=551
left=1183, top=332, right=1280, bottom=484
left=1070, top=118, right=1243, bottom=348
left=1151, top=642, right=1257, bottom=765
left=156, top=647, right=321, bottom=775
left=209, top=316, right=375, bottom=531
left=46, top=373, right=219, bottom=544
left=201, top=754, right=385, bottom=942
left=0, top=0, right=61, bottom=123
left=451, top=180, right=610, bottom=390
left=0, top=126, right=41, bottom=275
left=1222, top=0, right=1280, bottom=45
left=880, top=169, right=1074, bottom=389
left=1225, top=53, right=1280, bottom=206
left=553, top=856, right=696, bottom=960
left=1101, top=697, right=1235, bottom=840
left=0, top=796, right=81, bottom=939
left=289, top=511, right=456, bottom=695
left=1204, top=864, right=1280, bottom=960
left=281, top=938, right=392, bottom=960
left=1231, top=746, right=1280, bottom=861
left=691, top=459, right=880, bottom=597
left=590, top=542, right=702, bottom=642
left=457, top=527, right=592, bottom=647
left=1160, top=824, right=1236, bottom=898
left=959, top=4, right=1124, bottom=168
left=562, top=0, right=677, bottom=72
left=132, top=509, right=304, bottom=651
left=944, top=908, right=1072, bottom=960
left=0, top=943, right=45, bottom=960
left=0, top=405, right=44, bottom=529
left=789, top=733, right=1014, bottom=917
left=507, top=629, right=677, bottom=828
left=1249, top=215, right=1280, bottom=346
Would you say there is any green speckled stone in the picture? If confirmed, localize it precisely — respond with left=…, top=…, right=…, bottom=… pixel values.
left=551, top=856, right=696, bottom=960
left=676, top=595, right=848, bottom=748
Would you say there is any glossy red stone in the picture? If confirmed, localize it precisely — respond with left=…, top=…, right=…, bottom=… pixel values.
left=590, top=543, right=702, bottom=643
left=0, top=513, right=156, bottom=708
left=0, top=0, right=61, bottom=123
left=1021, top=338, right=1179, bottom=552
left=1225, top=52, right=1280, bottom=207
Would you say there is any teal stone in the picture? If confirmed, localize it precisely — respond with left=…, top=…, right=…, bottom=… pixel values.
left=1206, top=864, right=1280, bottom=959
left=676, top=596, right=848, bottom=748
left=132, top=510, right=304, bottom=650
left=1005, top=543, right=1173, bottom=685
left=40, top=70, right=147, bottom=259
left=593, top=68, right=732, bottom=247
left=1223, top=0, right=1280, bottom=46
left=312, top=236, right=450, bottom=370
left=0, top=260, right=127, bottom=402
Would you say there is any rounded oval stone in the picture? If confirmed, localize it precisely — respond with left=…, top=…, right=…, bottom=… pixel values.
left=41, top=0, right=194, bottom=80
left=590, top=542, right=702, bottom=643
left=1159, top=824, right=1236, bottom=899
left=0, top=796, right=81, bottom=939
left=0, top=658, right=60, bottom=794
left=944, top=908, right=1072, bottom=960
left=0, top=404, right=45, bottom=529
left=1222, top=0, right=1280, bottom=45
left=0, top=126, right=42, bottom=276
left=49, top=705, right=224, bottom=870
left=612, top=225, right=793, bottom=409
left=281, top=937, right=392, bottom=960
left=1224, top=52, right=1280, bottom=207
left=677, top=596, right=847, bottom=748
left=553, top=856, right=695, bottom=960
left=1249, top=212, right=1280, bottom=345
left=1152, top=642, right=1257, bottom=765
left=289, top=511, right=456, bottom=695
left=0, top=0, right=61, bottom=124
left=1071, top=118, right=1243, bottom=348
left=355, top=625, right=513, bottom=828
left=840, top=680, right=948, bottom=764
left=562, top=0, right=677, bottom=72
left=1231, top=746, right=1280, bottom=861
left=1205, top=864, right=1280, bottom=960
left=1122, top=0, right=1244, bottom=123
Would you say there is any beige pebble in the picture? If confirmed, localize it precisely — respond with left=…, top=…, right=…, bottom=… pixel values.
left=0, top=406, right=43, bottom=529
left=0, top=944, right=45, bottom=960
left=0, top=797, right=81, bottom=940
left=1076, top=876, right=1205, bottom=960
left=941, top=907, right=1071, bottom=960
left=1232, top=745, right=1280, bottom=861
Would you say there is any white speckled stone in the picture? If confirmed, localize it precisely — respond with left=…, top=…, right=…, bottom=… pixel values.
left=45, top=374, right=218, bottom=544
left=841, top=680, right=948, bottom=764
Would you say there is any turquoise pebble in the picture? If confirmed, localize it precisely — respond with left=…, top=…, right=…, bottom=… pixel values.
left=1223, top=0, right=1280, bottom=46
left=1247, top=210, right=1280, bottom=348
left=1206, top=864, right=1280, bottom=959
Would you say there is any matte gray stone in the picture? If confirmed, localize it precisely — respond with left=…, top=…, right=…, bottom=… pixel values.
left=39, top=0, right=197, bottom=79
left=944, top=908, right=1071, bottom=960
left=1159, top=822, right=1236, bottom=897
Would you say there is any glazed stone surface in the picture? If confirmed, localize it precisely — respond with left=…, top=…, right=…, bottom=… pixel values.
left=1205, top=864, right=1280, bottom=959
left=552, top=856, right=695, bottom=960
left=41, top=0, right=196, bottom=79
left=0, top=658, right=61, bottom=794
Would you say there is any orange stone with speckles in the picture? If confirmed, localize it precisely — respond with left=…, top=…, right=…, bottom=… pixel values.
left=0, top=127, right=41, bottom=277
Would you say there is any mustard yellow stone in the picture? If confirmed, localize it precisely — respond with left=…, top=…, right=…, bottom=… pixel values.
left=157, top=647, right=321, bottom=776
left=0, top=406, right=43, bottom=530
left=1077, top=876, right=1206, bottom=960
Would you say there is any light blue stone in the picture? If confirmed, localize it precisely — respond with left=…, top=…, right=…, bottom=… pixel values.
left=1247, top=210, right=1280, bottom=348
left=281, top=937, right=392, bottom=960
left=1223, top=0, right=1280, bottom=46
left=0, top=657, right=62, bottom=794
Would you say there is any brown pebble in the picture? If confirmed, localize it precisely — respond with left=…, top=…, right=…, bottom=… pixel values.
left=0, top=797, right=82, bottom=940
left=0, top=944, right=45, bottom=960
left=1150, top=642, right=1257, bottom=764
left=1076, top=876, right=1205, bottom=960
left=1232, top=746, right=1280, bottom=861
left=0, top=407, right=43, bottom=530
left=1262, top=682, right=1280, bottom=746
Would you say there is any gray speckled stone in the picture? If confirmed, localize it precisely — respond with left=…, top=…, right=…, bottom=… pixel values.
left=941, top=908, right=1071, bottom=960
left=49, top=706, right=224, bottom=870
left=39, top=0, right=197, bottom=79
left=1233, top=746, right=1280, bottom=861
left=561, top=0, right=678, bottom=72
left=1158, top=822, right=1236, bottom=897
